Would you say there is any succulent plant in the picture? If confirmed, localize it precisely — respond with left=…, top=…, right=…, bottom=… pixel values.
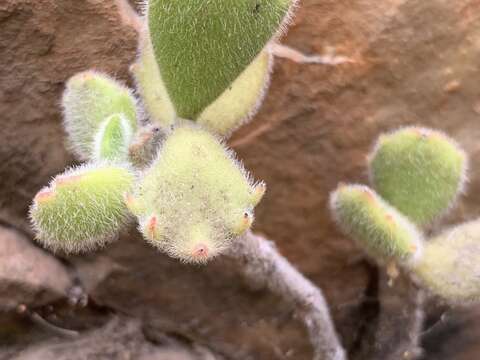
left=330, top=126, right=478, bottom=304
left=28, top=2, right=480, bottom=358
left=62, top=71, right=137, bottom=160
left=30, top=0, right=292, bottom=261
left=129, top=125, right=265, bottom=263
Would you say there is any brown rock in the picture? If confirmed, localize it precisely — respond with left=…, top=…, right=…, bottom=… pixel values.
left=7, top=317, right=205, bottom=360
left=74, top=231, right=314, bottom=359
left=0, top=226, right=72, bottom=311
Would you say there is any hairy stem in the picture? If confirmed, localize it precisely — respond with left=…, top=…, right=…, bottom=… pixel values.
left=226, top=231, right=346, bottom=360
left=367, top=272, right=424, bottom=360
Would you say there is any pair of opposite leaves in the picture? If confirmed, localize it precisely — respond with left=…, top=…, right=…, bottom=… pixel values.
left=141, top=0, right=295, bottom=135
left=330, top=127, right=480, bottom=304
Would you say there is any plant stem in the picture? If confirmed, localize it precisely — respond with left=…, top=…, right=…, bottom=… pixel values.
left=226, top=230, right=346, bottom=360
left=366, top=271, right=424, bottom=360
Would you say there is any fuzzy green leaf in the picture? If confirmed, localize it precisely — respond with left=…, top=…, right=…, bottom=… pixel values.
left=197, top=51, right=272, bottom=136
left=133, top=34, right=176, bottom=129
left=330, top=184, right=423, bottom=265
left=369, top=127, right=467, bottom=226
left=147, top=0, right=294, bottom=119
left=413, top=219, right=480, bottom=304
left=93, top=114, right=135, bottom=163
left=134, top=33, right=272, bottom=137
left=130, top=125, right=265, bottom=263
left=62, top=71, right=137, bottom=160
left=30, top=164, right=135, bottom=253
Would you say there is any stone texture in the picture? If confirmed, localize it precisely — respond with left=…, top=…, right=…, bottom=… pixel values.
left=0, top=226, right=72, bottom=311
left=74, top=230, right=314, bottom=359
left=5, top=317, right=206, bottom=360
left=2, top=0, right=480, bottom=358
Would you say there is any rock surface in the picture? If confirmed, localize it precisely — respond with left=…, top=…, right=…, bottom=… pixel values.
left=0, top=226, right=72, bottom=311
left=5, top=317, right=208, bottom=360
left=74, top=231, right=314, bottom=359
left=1, top=0, right=480, bottom=359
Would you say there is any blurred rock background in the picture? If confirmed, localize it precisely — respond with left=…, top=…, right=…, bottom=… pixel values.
left=1, top=0, right=480, bottom=358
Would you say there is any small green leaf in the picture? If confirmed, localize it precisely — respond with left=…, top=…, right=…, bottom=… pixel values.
left=131, top=125, right=264, bottom=263
left=62, top=71, right=137, bottom=160
left=93, top=114, right=134, bottom=163
left=30, top=164, right=135, bottom=253
left=330, top=184, right=423, bottom=265
left=369, top=127, right=467, bottom=226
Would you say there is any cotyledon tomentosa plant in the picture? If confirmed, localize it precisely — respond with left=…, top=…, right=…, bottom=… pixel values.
left=329, top=126, right=480, bottom=305
left=30, top=0, right=297, bottom=263
left=28, top=2, right=354, bottom=358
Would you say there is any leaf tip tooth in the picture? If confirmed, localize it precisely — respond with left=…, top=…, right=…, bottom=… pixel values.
left=192, top=243, right=209, bottom=259
left=55, top=174, right=83, bottom=187
left=130, top=63, right=139, bottom=73
left=361, top=187, right=375, bottom=202
left=410, top=243, right=418, bottom=254
left=147, top=215, right=158, bottom=239
left=254, top=182, right=266, bottom=196
left=34, top=189, right=55, bottom=204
